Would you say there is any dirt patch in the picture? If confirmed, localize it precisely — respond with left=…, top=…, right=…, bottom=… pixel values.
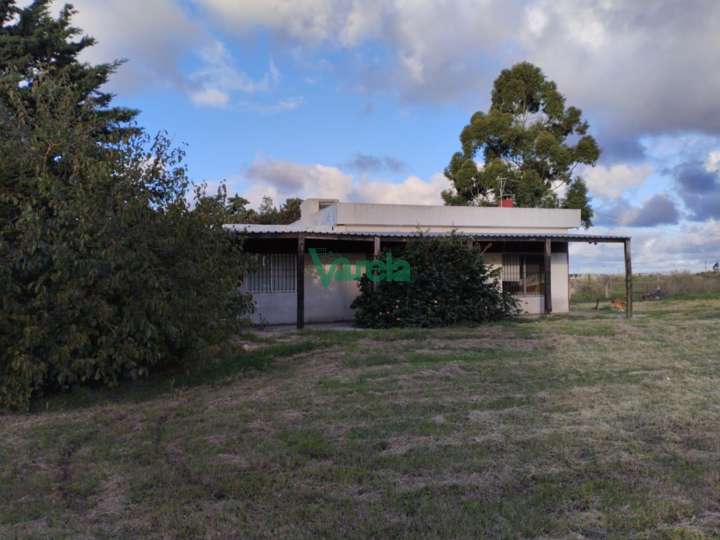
left=88, top=475, right=128, bottom=521
left=395, top=467, right=517, bottom=495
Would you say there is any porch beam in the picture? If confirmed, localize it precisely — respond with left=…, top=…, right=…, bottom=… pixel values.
left=544, top=239, right=552, bottom=314
left=624, top=239, right=633, bottom=319
left=296, top=233, right=305, bottom=329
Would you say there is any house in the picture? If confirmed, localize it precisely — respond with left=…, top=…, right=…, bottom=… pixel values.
left=226, top=199, right=632, bottom=327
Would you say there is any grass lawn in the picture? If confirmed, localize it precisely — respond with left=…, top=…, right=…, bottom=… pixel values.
left=2, top=299, right=720, bottom=538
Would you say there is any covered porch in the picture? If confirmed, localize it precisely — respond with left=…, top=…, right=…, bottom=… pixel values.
left=236, top=230, right=632, bottom=328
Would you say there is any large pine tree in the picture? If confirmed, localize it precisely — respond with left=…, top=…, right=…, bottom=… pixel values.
left=0, top=0, right=137, bottom=141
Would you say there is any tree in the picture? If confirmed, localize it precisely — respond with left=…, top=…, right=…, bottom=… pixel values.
left=562, top=178, right=593, bottom=229
left=226, top=194, right=258, bottom=223
left=0, top=4, right=253, bottom=409
left=1, top=72, right=254, bottom=410
left=278, top=197, right=302, bottom=224
left=221, top=195, right=302, bottom=225
left=0, top=0, right=137, bottom=142
left=351, top=235, right=518, bottom=328
left=442, top=62, right=599, bottom=227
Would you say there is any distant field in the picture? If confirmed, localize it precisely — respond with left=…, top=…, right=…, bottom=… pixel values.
left=571, top=271, right=720, bottom=303
left=2, top=299, right=720, bottom=538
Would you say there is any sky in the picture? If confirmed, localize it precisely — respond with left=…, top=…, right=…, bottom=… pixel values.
left=40, top=0, right=720, bottom=273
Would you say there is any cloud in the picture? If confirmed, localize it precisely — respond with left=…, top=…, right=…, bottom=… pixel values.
left=595, top=194, right=680, bottom=227
left=246, top=159, right=354, bottom=202
left=190, top=88, right=230, bottom=108
left=344, top=153, right=407, bottom=173
left=707, top=151, right=720, bottom=172
left=47, top=0, right=297, bottom=111
left=195, top=0, right=343, bottom=42
left=194, top=0, right=519, bottom=102
left=61, top=0, right=201, bottom=92
left=584, top=163, right=652, bottom=199
left=672, top=161, right=720, bottom=221
left=622, top=195, right=680, bottom=227
left=240, top=157, right=447, bottom=207
left=250, top=97, right=305, bottom=114
left=353, top=174, right=448, bottom=205
left=674, top=161, right=718, bottom=194
left=188, top=41, right=280, bottom=108
left=193, top=0, right=720, bottom=149
left=53, top=0, right=720, bottom=145
left=522, top=1, right=720, bottom=141
left=571, top=220, right=720, bottom=274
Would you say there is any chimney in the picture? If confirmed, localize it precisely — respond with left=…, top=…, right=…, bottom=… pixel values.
left=500, top=197, right=514, bottom=208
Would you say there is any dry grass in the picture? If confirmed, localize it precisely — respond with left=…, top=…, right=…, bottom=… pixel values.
left=2, top=299, right=720, bottom=538
left=571, top=271, right=720, bottom=303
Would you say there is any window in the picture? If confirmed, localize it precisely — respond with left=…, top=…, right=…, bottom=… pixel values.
left=245, top=254, right=296, bottom=293
left=502, top=254, right=545, bottom=295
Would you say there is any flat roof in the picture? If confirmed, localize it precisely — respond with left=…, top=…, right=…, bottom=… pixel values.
left=224, top=224, right=629, bottom=243
left=300, top=201, right=582, bottom=229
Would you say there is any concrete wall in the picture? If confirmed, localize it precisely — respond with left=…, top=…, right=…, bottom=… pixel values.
left=250, top=291, right=297, bottom=325
left=551, top=251, right=570, bottom=313
left=248, top=248, right=570, bottom=325
left=299, top=200, right=581, bottom=232
left=517, top=295, right=544, bottom=314
left=248, top=254, right=364, bottom=325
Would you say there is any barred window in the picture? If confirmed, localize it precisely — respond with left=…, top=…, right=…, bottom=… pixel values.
left=245, top=254, right=296, bottom=293
left=502, top=254, right=545, bottom=295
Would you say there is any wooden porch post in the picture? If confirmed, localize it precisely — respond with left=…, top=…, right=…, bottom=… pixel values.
left=544, top=238, right=552, bottom=314
left=372, top=237, right=381, bottom=290
left=296, top=233, right=305, bottom=329
left=624, top=239, right=633, bottom=319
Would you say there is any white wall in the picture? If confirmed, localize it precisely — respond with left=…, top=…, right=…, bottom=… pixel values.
left=334, top=202, right=581, bottom=231
left=551, top=251, right=570, bottom=313
left=305, top=254, right=362, bottom=323
left=250, top=291, right=297, bottom=325
left=517, top=295, right=544, bottom=314
left=248, top=254, right=364, bottom=325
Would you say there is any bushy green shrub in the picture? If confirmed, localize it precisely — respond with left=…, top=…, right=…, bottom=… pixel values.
left=351, top=235, right=518, bottom=328
left=0, top=78, right=252, bottom=410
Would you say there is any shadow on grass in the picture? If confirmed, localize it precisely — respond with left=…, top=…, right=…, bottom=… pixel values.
left=30, top=340, right=324, bottom=413
left=27, top=317, right=551, bottom=414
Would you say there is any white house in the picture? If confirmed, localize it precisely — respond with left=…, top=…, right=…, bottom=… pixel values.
left=226, top=199, right=632, bottom=327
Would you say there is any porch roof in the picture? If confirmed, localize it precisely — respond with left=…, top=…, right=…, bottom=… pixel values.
left=223, top=224, right=630, bottom=244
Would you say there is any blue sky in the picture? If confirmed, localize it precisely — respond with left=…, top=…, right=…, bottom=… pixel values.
left=48, top=0, right=720, bottom=273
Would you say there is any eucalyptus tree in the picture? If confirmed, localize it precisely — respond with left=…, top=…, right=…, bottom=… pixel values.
left=443, top=62, right=599, bottom=227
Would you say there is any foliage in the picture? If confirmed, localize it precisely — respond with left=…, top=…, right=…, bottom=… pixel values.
left=562, top=177, right=594, bottom=228
left=217, top=192, right=302, bottom=225
left=442, top=62, right=599, bottom=227
left=0, top=0, right=138, bottom=142
left=351, top=235, right=518, bottom=327
left=0, top=47, right=252, bottom=409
